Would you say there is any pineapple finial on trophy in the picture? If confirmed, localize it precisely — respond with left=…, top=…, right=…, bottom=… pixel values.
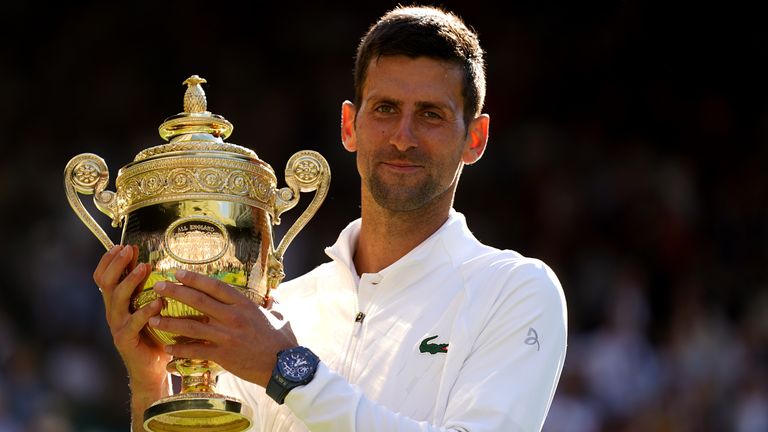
left=183, top=75, right=208, bottom=113
left=155, top=74, right=234, bottom=141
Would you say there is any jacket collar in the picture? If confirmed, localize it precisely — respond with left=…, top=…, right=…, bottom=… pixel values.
left=324, top=209, right=480, bottom=283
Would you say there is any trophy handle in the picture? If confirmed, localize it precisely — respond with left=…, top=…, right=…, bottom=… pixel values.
left=271, top=150, right=330, bottom=277
left=63, top=153, right=120, bottom=251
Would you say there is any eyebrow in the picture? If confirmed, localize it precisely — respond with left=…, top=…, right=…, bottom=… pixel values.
left=416, top=101, right=454, bottom=112
left=368, top=97, right=455, bottom=113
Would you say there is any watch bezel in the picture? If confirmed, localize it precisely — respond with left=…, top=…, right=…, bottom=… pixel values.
left=277, top=346, right=320, bottom=384
left=277, top=351, right=313, bottom=382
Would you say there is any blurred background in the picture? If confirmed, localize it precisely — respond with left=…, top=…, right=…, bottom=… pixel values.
left=1, top=1, right=766, bottom=431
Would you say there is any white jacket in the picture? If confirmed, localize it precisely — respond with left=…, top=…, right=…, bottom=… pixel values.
left=218, top=210, right=568, bottom=431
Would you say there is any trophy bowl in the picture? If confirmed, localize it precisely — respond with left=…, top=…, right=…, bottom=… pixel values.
left=64, top=76, right=330, bottom=431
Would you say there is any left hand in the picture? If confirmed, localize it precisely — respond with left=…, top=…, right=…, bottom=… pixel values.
left=148, top=269, right=298, bottom=388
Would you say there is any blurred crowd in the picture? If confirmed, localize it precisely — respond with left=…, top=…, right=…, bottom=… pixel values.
left=1, top=1, right=766, bottom=431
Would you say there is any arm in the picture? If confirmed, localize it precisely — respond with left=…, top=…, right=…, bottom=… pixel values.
left=92, top=245, right=171, bottom=431
left=150, top=263, right=567, bottom=431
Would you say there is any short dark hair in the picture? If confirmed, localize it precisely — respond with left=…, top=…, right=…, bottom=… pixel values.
left=353, top=6, right=486, bottom=127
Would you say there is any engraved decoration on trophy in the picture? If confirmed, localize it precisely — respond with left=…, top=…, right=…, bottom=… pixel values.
left=64, top=75, right=330, bottom=432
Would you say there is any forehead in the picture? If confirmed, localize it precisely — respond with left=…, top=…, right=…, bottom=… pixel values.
left=362, top=55, right=464, bottom=109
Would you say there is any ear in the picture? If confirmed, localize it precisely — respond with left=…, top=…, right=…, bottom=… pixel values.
left=341, top=101, right=358, bottom=152
left=462, top=114, right=490, bottom=165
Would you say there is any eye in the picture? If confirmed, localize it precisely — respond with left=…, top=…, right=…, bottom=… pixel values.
left=374, top=104, right=396, bottom=114
left=422, top=110, right=443, bottom=120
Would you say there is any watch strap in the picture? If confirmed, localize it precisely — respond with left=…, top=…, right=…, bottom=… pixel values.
left=265, top=372, right=291, bottom=405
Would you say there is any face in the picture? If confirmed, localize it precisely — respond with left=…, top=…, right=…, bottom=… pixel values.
left=342, top=55, right=489, bottom=213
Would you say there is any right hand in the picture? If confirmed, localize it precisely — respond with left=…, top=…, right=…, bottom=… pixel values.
left=93, top=245, right=171, bottom=390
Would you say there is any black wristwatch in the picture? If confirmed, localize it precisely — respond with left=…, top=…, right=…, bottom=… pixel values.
left=266, top=346, right=320, bottom=405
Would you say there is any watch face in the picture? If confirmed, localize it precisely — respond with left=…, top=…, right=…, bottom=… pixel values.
left=278, top=351, right=315, bottom=382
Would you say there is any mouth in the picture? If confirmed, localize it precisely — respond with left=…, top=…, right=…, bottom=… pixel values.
left=380, top=161, right=423, bottom=173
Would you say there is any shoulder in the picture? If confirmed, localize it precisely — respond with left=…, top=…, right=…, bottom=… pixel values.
left=438, top=213, right=565, bottom=310
left=462, top=250, right=567, bottom=315
left=441, top=212, right=560, bottom=289
left=472, top=251, right=560, bottom=286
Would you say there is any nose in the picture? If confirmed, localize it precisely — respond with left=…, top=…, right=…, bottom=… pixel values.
left=390, top=115, right=418, bottom=152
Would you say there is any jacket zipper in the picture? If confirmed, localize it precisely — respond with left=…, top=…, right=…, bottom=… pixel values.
left=342, top=310, right=365, bottom=378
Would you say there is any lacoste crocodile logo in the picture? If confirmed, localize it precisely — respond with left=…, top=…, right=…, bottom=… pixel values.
left=419, top=335, right=449, bottom=354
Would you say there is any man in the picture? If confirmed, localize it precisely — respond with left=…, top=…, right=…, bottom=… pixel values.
left=93, top=5, right=567, bottom=431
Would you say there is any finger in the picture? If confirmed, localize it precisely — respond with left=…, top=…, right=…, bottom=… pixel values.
left=164, top=341, right=215, bottom=361
left=115, top=298, right=164, bottom=347
left=153, top=281, right=231, bottom=321
left=102, top=245, right=137, bottom=291
left=174, top=270, right=249, bottom=305
left=148, top=315, right=225, bottom=343
left=93, top=245, right=124, bottom=290
left=127, top=244, right=140, bottom=275
left=109, top=262, right=149, bottom=326
left=95, top=245, right=126, bottom=308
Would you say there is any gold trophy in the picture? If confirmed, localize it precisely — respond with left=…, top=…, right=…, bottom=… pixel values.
left=64, top=75, right=330, bottom=431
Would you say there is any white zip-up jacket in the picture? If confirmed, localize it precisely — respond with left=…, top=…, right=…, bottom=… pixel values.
left=218, top=210, right=568, bottom=431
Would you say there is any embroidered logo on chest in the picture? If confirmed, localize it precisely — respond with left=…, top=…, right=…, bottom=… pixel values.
left=419, top=335, right=449, bottom=354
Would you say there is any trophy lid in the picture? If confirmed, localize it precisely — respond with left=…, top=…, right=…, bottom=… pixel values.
left=65, top=74, right=330, bottom=257
left=133, top=75, right=259, bottom=162
left=111, top=76, right=278, bottom=220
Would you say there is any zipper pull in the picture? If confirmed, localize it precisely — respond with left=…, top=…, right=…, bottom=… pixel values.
left=355, top=312, right=366, bottom=323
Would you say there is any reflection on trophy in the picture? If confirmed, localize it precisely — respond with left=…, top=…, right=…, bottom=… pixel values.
left=64, top=75, right=330, bottom=431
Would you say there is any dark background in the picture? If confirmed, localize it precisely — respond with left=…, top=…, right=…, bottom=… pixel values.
left=1, top=1, right=766, bottom=431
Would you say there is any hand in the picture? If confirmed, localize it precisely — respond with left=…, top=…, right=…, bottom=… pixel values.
left=93, top=245, right=171, bottom=389
left=148, top=270, right=298, bottom=388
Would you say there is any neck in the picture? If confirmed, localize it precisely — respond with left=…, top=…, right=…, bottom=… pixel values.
left=353, top=189, right=454, bottom=275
